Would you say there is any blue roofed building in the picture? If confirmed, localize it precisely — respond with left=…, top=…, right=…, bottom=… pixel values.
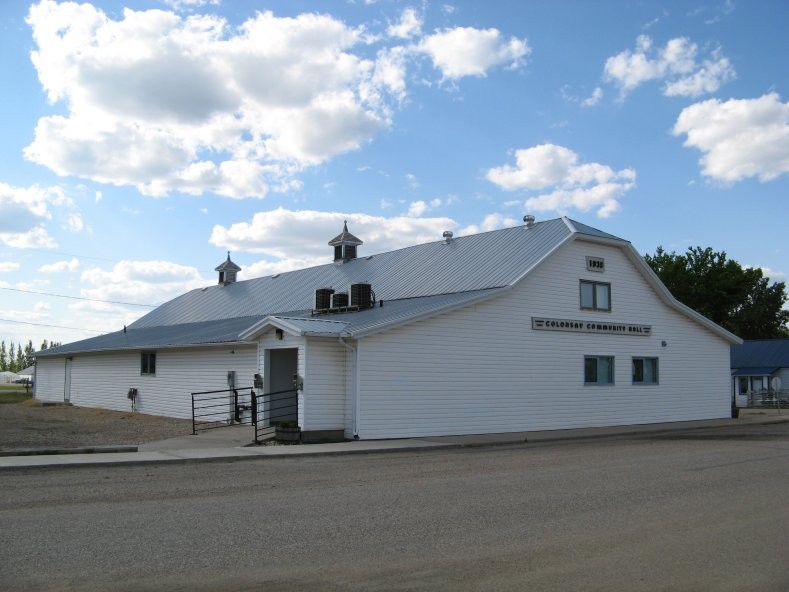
left=34, top=216, right=741, bottom=441
left=731, top=339, right=789, bottom=408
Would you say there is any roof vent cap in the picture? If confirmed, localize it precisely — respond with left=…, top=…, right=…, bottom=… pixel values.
left=523, top=215, right=535, bottom=228
left=442, top=230, right=453, bottom=244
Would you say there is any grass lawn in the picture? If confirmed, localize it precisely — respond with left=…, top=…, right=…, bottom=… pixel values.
left=0, top=384, right=32, bottom=404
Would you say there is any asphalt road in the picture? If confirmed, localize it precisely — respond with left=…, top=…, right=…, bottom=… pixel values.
left=2, top=423, right=788, bottom=591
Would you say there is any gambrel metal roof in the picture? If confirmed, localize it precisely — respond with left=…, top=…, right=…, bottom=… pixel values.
left=37, top=216, right=740, bottom=357
left=130, top=216, right=576, bottom=329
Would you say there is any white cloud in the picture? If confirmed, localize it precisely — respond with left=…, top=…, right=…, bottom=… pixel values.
left=387, top=7, right=422, bottom=39
left=748, top=265, right=786, bottom=282
left=581, top=87, right=603, bottom=107
left=80, top=260, right=207, bottom=305
left=419, top=26, right=529, bottom=80
left=406, top=197, right=446, bottom=217
left=604, top=35, right=735, bottom=98
left=372, top=46, right=408, bottom=102
left=486, top=144, right=636, bottom=218
left=672, top=93, right=789, bottom=182
left=163, top=0, right=220, bottom=9
left=0, top=182, right=60, bottom=232
left=0, top=262, right=21, bottom=272
left=39, top=258, right=79, bottom=273
left=663, top=49, right=735, bottom=97
left=407, top=200, right=429, bottom=216
left=209, top=207, right=457, bottom=274
left=562, top=86, right=603, bottom=107
left=23, top=4, right=400, bottom=198
left=459, top=213, right=519, bottom=235
left=0, top=226, right=57, bottom=249
left=22, top=4, right=532, bottom=199
left=65, top=213, right=84, bottom=232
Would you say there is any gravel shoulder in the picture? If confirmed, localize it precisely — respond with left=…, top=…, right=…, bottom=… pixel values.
left=0, top=400, right=193, bottom=451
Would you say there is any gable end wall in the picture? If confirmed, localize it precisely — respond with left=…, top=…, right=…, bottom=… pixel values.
left=356, top=240, right=731, bottom=439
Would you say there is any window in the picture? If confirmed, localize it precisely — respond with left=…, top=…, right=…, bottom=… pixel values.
left=141, top=351, right=156, bottom=376
left=580, top=280, right=610, bottom=311
left=632, top=357, right=658, bottom=384
left=585, top=356, right=614, bottom=385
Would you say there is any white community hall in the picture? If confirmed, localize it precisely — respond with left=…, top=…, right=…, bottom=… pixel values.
left=34, top=217, right=741, bottom=441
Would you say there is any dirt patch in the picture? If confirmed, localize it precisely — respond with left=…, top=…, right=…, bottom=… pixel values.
left=0, top=400, right=192, bottom=451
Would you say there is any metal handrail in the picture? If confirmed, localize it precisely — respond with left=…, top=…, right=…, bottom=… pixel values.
left=254, top=388, right=298, bottom=443
left=191, top=387, right=255, bottom=434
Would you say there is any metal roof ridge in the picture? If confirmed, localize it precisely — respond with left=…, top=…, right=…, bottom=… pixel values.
left=561, top=216, right=577, bottom=234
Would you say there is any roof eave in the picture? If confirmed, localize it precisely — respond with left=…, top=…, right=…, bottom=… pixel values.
left=35, top=339, right=257, bottom=358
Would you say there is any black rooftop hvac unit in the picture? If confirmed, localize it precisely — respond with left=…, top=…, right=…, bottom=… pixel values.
left=314, top=288, right=334, bottom=311
left=351, top=283, right=375, bottom=309
left=331, top=292, right=349, bottom=308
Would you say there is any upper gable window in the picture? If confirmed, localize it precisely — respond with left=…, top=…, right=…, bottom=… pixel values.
left=580, top=280, right=610, bottom=311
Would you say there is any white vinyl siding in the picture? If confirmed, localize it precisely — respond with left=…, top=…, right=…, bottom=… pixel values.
left=35, top=346, right=257, bottom=419
left=303, top=338, right=346, bottom=431
left=355, top=239, right=731, bottom=439
left=34, top=358, right=68, bottom=403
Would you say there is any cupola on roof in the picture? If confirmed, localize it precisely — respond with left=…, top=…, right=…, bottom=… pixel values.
left=215, top=252, right=241, bottom=285
left=328, top=221, right=363, bottom=262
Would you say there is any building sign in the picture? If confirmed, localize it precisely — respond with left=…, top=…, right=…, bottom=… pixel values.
left=532, top=317, right=651, bottom=336
left=586, top=256, right=605, bottom=272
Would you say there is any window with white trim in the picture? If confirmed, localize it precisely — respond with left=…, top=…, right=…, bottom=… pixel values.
left=580, top=280, right=611, bottom=311
left=141, top=351, right=156, bottom=376
left=584, top=356, right=614, bottom=385
left=632, top=357, right=658, bottom=384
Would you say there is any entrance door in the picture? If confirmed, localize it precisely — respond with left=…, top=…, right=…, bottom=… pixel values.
left=266, top=348, right=298, bottom=423
left=64, top=358, right=72, bottom=403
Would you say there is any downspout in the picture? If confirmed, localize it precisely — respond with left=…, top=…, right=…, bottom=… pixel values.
left=338, top=337, right=360, bottom=439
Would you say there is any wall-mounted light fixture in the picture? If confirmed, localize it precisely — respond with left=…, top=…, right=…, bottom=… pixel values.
left=275, top=328, right=284, bottom=340
left=661, top=340, right=667, bottom=347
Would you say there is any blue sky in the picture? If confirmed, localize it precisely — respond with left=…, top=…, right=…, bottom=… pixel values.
left=1, top=0, right=787, bottom=349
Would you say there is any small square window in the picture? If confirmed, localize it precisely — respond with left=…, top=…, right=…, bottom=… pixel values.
left=633, top=357, right=658, bottom=384
left=585, top=356, right=614, bottom=385
left=580, top=280, right=610, bottom=311
left=141, top=351, right=156, bottom=376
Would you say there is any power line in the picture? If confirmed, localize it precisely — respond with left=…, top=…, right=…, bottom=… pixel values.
left=0, top=286, right=158, bottom=308
left=6, top=246, right=123, bottom=264
left=0, top=318, right=104, bottom=333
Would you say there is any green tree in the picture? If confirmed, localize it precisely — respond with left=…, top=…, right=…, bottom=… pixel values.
left=0, top=341, right=6, bottom=372
left=14, top=342, right=24, bottom=373
left=23, top=340, right=34, bottom=369
left=7, top=341, right=16, bottom=372
left=645, top=246, right=789, bottom=340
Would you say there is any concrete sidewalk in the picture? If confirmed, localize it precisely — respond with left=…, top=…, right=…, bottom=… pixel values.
left=1, top=410, right=786, bottom=470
